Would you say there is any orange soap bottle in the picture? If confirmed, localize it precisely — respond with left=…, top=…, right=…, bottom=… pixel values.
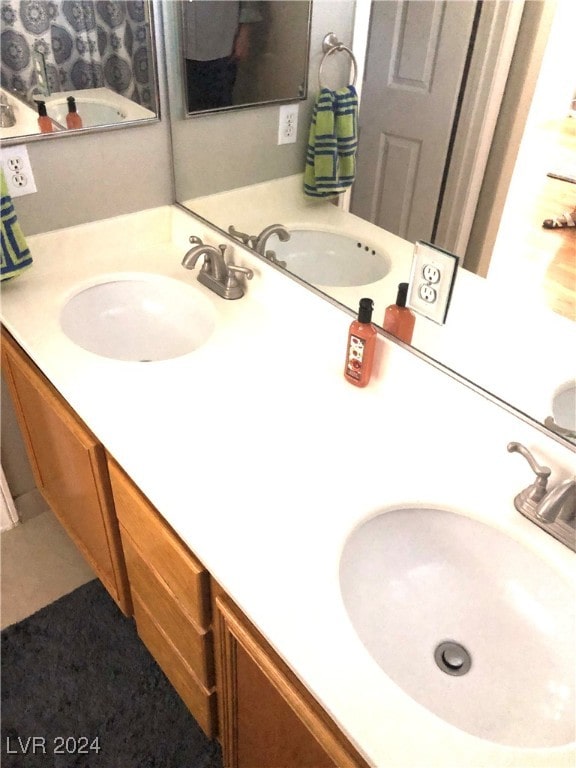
left=344, top=298, right=377, bottom=387
left=36, top=100, right=53, bottom=133
left=66, top=96, right=83, bottom=129
left=383, top=282, right=415, bottom=344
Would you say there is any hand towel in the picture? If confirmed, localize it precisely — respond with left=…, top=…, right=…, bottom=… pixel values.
left=1, top=169, right=32, bottom=281
left=304, top=85, right=358, bottom=198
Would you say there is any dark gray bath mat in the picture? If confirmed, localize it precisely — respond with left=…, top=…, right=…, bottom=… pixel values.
left=1, top=579, right=222, bottom=768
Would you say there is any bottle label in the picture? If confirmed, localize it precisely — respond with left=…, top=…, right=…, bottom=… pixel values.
left=345, top=334, right=365, bottom=381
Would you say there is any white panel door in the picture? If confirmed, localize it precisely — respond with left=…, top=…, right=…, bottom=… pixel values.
left=351, top=0, right=477, bottom=243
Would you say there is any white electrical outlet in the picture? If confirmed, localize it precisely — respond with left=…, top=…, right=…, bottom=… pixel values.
left=1, top=144, right=37, bottom=198
left=278, top=104, right=299, bottom=145
left=407, top=241, right=459, bottom=325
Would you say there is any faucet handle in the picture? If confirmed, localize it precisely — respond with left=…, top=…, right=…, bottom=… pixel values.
left=228, top=225, right=256, bottom=248
left=227, top=264, right=254, bottom=280
left=507, top=442, right=551, bottom=481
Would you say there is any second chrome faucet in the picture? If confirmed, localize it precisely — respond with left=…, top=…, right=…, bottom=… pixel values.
left=182, top=236, right=253, bottom=300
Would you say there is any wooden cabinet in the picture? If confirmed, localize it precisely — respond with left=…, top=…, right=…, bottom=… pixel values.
left=107, top=458, right=217, bottom=738
left=213, top=584, right=370, bottom=768
left=1, top=329, right=131, bottom=615
left=2, top=329, right=370, bottom=764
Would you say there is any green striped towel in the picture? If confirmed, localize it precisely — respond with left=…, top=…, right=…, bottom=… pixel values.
left=304, top=85, right=358, bottom=198
left=1, top=169, right=32, bottom=281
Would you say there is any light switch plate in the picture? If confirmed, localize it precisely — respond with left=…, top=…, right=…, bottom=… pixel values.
left=407, top=241, right=459, bottom=324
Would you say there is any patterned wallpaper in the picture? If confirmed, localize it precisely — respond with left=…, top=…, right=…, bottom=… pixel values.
left=0, top=1, right=156, bottom=110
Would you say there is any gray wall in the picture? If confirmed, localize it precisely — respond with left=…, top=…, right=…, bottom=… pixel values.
left=13, top=118, right=173, bottom=235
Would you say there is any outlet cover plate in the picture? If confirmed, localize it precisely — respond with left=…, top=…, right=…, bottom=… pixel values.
left=277, top=103, right=299, bottom=145
left=407, top=241, right=459, bottom=325
left=1, top=144, right=37, bottom=198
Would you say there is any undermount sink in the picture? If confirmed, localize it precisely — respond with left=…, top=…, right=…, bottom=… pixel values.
left=270, top=229, right=390, bottom=287
left=60, top=274, right=216, bottom=361
left=339, top=507, right=575, bottom=748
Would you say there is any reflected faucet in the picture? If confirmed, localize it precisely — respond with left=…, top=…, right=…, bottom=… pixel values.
left=182, top=235, right=253, bottom=300
left=507, top=442, right=575, bottom=551
left=227, top=223, right=290, bottom=267
left=254, top=224, right=291, bottom=256
left=0, top=94, right=16, bottom=128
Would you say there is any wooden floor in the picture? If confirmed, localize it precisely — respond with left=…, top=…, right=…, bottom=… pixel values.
left=530, top=116, right=576, bottom=321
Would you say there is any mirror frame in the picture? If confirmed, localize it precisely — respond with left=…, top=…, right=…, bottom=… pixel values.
left=0, top=0, right=161, bottom=146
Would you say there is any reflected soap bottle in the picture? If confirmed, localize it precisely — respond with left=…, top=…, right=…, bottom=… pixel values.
left=383, top=282, right=415, bottom=344
left=344, top=298, right=377, bottom=388
left=66, top=96, right=83, bottom=129
left=36, top=101, right=53, bottom=133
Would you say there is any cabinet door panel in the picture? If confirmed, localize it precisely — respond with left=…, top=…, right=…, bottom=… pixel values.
left=214, top=591, right=369, bottom=768
left=1, top=330, right=130, bottom=614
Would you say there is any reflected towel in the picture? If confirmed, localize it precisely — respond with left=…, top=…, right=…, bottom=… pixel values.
left=304, top=85, right=358, bottom=198
left=1, top=169, right=32, bottom=281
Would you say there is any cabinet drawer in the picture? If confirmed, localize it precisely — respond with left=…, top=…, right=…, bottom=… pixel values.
left=133, top=593, right=217, bottom=738
left=122, top=530, right=214, bottom=688
left=108, top=459, right=211, bottom=629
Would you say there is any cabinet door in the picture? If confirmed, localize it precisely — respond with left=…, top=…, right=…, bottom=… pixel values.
left=1, top=330, right=131, bottom=615
left=213, top=587, right=370, bottom=768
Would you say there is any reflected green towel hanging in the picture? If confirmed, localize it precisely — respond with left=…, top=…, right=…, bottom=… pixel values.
left=304, top=85, right=358, bottom=198
left=1, top=169, right=32, bottom=281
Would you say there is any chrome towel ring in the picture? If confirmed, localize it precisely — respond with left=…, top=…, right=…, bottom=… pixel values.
left=318, top=32, right=358, bottom=89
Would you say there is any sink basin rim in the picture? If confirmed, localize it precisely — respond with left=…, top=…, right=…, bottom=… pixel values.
left=60, top=272, right=217, bottom=362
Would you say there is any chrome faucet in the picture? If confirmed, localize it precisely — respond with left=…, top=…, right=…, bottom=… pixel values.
left=507, top=442, right=576, bottom=551
left=182, top=236, right=253, bottom=300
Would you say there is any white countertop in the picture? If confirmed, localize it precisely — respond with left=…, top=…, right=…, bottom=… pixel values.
left=189, top=174, right=576, bottom=434
left=2, top=205, right=575, bottom=768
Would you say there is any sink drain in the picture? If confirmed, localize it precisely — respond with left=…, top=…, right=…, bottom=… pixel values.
left=434, top=641, right=472, bottom=676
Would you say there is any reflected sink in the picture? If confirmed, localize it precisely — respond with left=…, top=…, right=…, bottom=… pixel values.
left=339, top=507, right=575, bottom=748
left=552, top=379, right=576, bottom=432
left=270, top=230, right=390, bottom=287
left=47, top=99, right=126, bottom=127
left=60, top=274, right=217, bottom=361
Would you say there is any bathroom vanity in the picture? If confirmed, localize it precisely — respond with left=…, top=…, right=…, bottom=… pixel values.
left=1, top=205, right=574, bottom=768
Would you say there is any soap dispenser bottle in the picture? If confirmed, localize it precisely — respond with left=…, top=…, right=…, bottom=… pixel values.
left=65, top=96, right=83, bottom=129
left=383, top=282, right=415, bottom=344
left=344, top=298, right=377, bottom=387
left=36, top=100, right=53, bottom=133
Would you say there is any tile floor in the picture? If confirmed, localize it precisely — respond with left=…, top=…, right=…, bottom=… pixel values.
left=1, top=490, right=95, bottom=630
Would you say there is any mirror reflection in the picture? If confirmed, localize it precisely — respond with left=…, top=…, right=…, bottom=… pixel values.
left=166, top=0, right=575, bottom=446
left=0, top=0, right=158, bottom=140
left=181, top=1, right=311, bottom=114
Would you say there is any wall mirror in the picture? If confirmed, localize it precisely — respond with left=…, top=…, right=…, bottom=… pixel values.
left=165, top=0, right=575, bottom=447
left=181, top=0, right=311, bottom=115
left=0, top=0, right=160, bottom=143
